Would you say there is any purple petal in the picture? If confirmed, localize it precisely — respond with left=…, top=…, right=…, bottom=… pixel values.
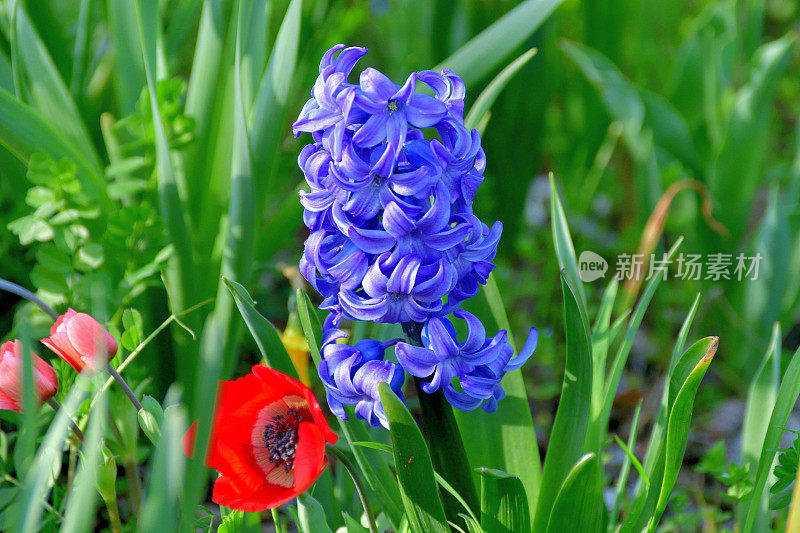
left=359, top=67, right=397, bottom=102
left=454, top=310, right=486, bottom=353
left=349, top=226, right=396, bottom=254
left=386, top=255, right=420, bottom=294
left=353, top=113, right=389, bottom=147
left=406, top=93, right=447, bottom=128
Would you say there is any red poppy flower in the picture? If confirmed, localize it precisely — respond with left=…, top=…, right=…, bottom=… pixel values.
left=41, top=308, right=117, bottom=372
left=184, top=365, right=338, bottom=511
left=0, top=340, right=58, bottom=412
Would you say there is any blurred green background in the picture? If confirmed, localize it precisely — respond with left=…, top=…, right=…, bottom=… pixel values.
left=1, top=0, right=799, bottom=527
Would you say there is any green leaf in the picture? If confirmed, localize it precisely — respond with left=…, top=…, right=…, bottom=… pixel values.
left=477, top=468, right=530, bottom=533
left=60, top=387, right=106, bottom=533
left=297, top=494, right=333, bottom=533
left=138, top=395, right=164, bottom=444
left=0, top=87, right=108, bottom=208
left=10, top=1, right=101, bottom=171
left=742, top=323, right=781, bottom=470
left=549, top=174, right=587, bottom=310
left=224, top=278, right=298, bottom=379
left=545, top=454, right=606, bottom=533
left=561, top=41, right=645, bottom=156
left=296, top=289, right=323, bottom=366
left=436, top=0, right=562, bottom=86
left=121, top=308, right=145, bottom=351
left=107, top=0, right=147, bottom=114
left=649, top=337, right=717, bottom=530
left=594, top=238, right=683, bottom=454
left=251, top=0, right=302, bottom=202
left=343, top=512, right=370, bottom=533
left=134, top=0, right=196, bottom=324
left=378, top=382, right=449, bottom=533
left=454, top=274, right=541, bottom=515
left=138, top=395, right=188, bottom=533
left=710, top=34, right=796, bottom=244
left=464, top=48, right=538, bottom=131
left=14, top=375, right=88, bottom=533
left=533, top=273, right=593, bottom=532
left=742, top=344, right=800, bottom=533
left=631, top=294, right=701, bottom=521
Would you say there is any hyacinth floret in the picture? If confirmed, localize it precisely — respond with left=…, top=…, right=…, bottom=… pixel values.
left=316, top=314, right=404, bottom=429
left=295, top=44, right=536, bottom=421
left=395, top=311, right=538, bottom=412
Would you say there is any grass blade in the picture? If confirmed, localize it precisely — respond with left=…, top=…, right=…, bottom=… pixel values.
left=14, top=376, right=88, bottom=533
left=250, top=0, right=302, bottom=201
left=550, top=174, right=587, bottom=308
left=60, top=385, right=106, bottom=533
left=378, top=382, right=449, bottom=533
left=592, top=237, right=683, bottom=454
left=742, top=343, right=800, bottom=533
left=133, top=0, right=196, bottom=341
left=533, top=272, right=593, bottom=532
left=106, top=0, right=147, bottom=114
left=436, top=0, right=562, bottom=86
left=10, top=1, right=101, bottom=170
left=464, top=48, right=538, bottom=130
left=545, top=454, right=606, bottom=532
left=225, top=278, right=298, bottom=379
left=137, top=392, right=188, bottom=533
left=649, top=337, right=717, bottom=530
left=738, top=323, right=781, bottom=526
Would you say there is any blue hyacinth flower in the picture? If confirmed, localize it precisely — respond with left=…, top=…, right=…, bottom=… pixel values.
left=395, top=310, right=538, bottom=412
left=317, top=315, right=405, bottom=429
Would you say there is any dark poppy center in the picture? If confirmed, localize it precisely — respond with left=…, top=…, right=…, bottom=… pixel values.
left=263, top=408, right=304, bottom=471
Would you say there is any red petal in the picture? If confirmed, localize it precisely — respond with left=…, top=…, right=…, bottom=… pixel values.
left=216, top=371, right=283, bottom=419
left=292, top=422, right=328, bottom=493
left=49, top=309, right=75, bottom=336
left=65, top=313, right=112, bottom=367
left=41, top=335, right=84, bottom=372
left=214, top=441, right=269, bottom=495
left=183, top=420, right=228, bottom=470
left=0, top=390, right=19, bottom=412
left=301, top=384, right=338, bottom=445
left=212, top=475, right=293, bottom=512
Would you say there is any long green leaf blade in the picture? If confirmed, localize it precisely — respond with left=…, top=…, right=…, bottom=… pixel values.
left=378, top=382, right=449, bottom=533
left=743, top=344, right=800, bottom=533
left=225, top=278, right=298, bottom=379
left=650, top=337, right=717, bottom=530
left=545, top=454, right=606, bottom=533
left=436, top=0, right=562, bottom=86
left=478, top=468, right=530, bottom=533
left=533, top=273, right=593, bottom=532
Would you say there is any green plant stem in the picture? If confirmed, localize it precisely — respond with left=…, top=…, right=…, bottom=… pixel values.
left=402, top=321, right=480, bottom=524
left=3, top=474, right=65, bottom=520
left=46, top=398, right=84, bottom=441
left=271, top=509, right=284, bottom=533
left=106, top=363, right=143, bottom=411
left=0, top=278, right=58, bottom=320
left=326, top=444, right=379, bottom=533
left=105, top=494, right=123, bottom=533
